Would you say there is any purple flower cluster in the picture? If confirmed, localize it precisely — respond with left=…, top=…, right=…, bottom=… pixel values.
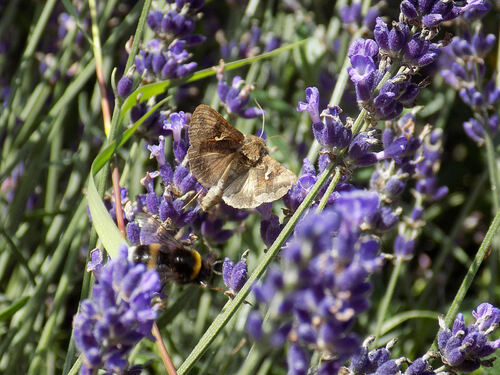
left=247, top=191, right=385, bottom=375
left=341, top=303, right=500, bottom=374
left=438, top=303, right=500, bottom=372
left=257, top=203, right=282, bottom=247
left=297, top=88, right=352, bottom=151
left=346, top=337, right=433, bottom=375
left=441, top=19, right=499, bottom=145
left=347, top=0, right=486, bottom=120
left=216, top=63, right=265, bottom=119
left=217, top=25, right=281, bottom=60
left=222, top=251, right=248, bottom=297
left=297, top=87, right=390, bottom=166
left=146, top=2, right=205, bottom=46
left=131, top=0, right=205, bottom=86
left=135, top=39, right=197, bottom=82
left=73, top=246, right=161, bottom=375
left=347, top=34, right=423, bottom=120
left=340, top=1, right=379, bottom=31
left=283, top=156, right=343, bottom=213
left=400, top=0, right=488, bottom=27
left=367, top=114, right=447, bottom=257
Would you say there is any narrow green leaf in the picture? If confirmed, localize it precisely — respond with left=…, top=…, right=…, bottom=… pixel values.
left=86, top=97, right=170, bottom=257
left=60, top=0, right=93, bottom=45
left=0, top=227, right=36, bottom=285
left=0, top=296, right=29, bottom=321
left=87, top=166, right=127, bottom=258
left=380, top=310, right=439, bottom=336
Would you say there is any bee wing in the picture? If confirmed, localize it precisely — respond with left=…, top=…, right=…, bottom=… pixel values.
left=135, top=213, right=183, bottom=249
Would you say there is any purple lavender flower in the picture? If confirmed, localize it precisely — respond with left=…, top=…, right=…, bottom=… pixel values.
left=346, top=0, right=484, bottom=120
left=135, top=0, right=205, bottom=84
left=222, top=252, right=248, bottom=296
left=297, top=87, right=321, bottom=123
left=374, top=18, right=409, bottom=57
left=283, top=158, right=340, bottom=213
left=162, top=111, right=190, bottom=162
left=348, top=55, right=378, bottom=101
left=348, top=131, right=379, bottom=166
left=298, top=88, right=352, bottom=150
left=340, top=2, right=362, bottom=25
left=403, top=35, right=440, bottom=67
left=257, top=203, right=282, bottom=247
left=438, top=303, right=500, bottom=372
left=73, top=246, right=161, bottom=374
left=248, top=191, right=384, bottom=374
left=373, top=79, right=419, bottom=120
left=400, top=0, right=488, bottom=27
left=216, top=67, right=264, bottom=119
left=440, top=22, right=499, bottom=145
left=117, top=68, right=135, bottom=97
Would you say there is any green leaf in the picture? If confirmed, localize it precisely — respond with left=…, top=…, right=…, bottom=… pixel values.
left=86, top=97, right=170, bottom=257
left=0, top=296, right=29, bottom=321
left=380, top=310, right=439, bottom=336
left=60, top=0, right=93, bottom=45
left=87, top=167, right=127, bottom=258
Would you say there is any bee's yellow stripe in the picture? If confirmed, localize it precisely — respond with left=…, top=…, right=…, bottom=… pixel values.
left=148, top=244, right=162, bottom=270
left=190, top=250, right=202, bottom=280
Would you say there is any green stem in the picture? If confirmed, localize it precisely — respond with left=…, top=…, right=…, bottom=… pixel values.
left=373, top=256, right=403, bottom=346
left=177, top=161, right=337, bottom=375
left=124, top=0, right=152, bottom=74
left=484, top=129, right=500, bottom=212
left=379, top=310, right=439, bottom=337
left=316, top=167, right=342, bottom=212
left=431, top=206, right=500, bottom=350
left=27, top=232, right=82, bottom=374
left=238, top=344, right=264, bottom=375
left=483, top=129, right=500, bottom=300
left=1, top=0, right=57, bottom=129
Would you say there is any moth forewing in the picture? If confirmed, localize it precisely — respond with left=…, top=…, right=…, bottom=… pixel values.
left=187, top=104, right=297, bottom=210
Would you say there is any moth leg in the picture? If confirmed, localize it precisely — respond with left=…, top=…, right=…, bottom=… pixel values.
left=201, top=158, right=238, bottom=211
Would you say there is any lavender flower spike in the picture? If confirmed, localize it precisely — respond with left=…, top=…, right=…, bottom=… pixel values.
left=438, top=303, right=500, bottom=372
left=73, top=245, right=161, bottom=374
left=216, top=61, right=264, bottom=119
left=222, top=250, right=249, bottom=297
left=297, top=87, right=321, bottom=123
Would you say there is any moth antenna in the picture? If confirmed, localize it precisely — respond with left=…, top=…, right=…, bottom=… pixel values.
left=182, top=189, right=202, bottom=210
left=267, top=134, right=287, bottom=141
left=254, top=99, right=265, bottom=138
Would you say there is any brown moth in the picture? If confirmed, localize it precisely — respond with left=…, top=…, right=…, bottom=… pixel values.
left=187, top=104, right=297, bottom=210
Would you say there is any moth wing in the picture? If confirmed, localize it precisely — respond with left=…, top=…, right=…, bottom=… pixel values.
left=188, top=104, right=244, bottom=146
left=187, top=148, right=237, bottom=187
left=187, top=104, right=245, bottom=187
left=135, top=213, right=183, bottom=249
left=222, top=155, right=297, bottom=209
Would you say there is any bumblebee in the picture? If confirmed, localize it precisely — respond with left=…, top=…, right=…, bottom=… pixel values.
left=129, top=213, right=213, bottom=286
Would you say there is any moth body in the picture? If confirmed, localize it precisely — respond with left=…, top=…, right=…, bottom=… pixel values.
left=187, top=104, right=297, bottom=210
